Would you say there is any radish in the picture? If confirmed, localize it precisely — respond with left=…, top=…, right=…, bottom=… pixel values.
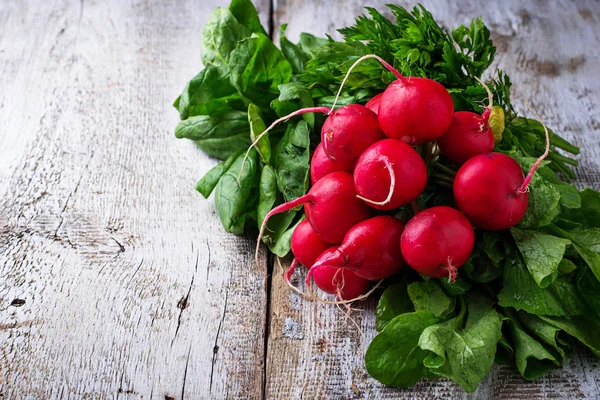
left=437, top=78, right=495, bottom=165
left=309, top=247, right=371, bottom=300
left=291, top=219, right=332, bottom=267
left=353, top=139, right=427, bottom=210
left=453, top=102, right=551, bottom=231
left=257, top=171, right=370, bottom=254
left=453, top=153, right=528, bottom=231
left=321, top=104, right=384, bottom=170
left=365, top=92, right=383, bottom=114
left=400, top=206, right=474, bottom=281
left=306, top=216, right=405, bottom=282
left=333, top=55, right=454, bottom=145
left=310, top=143, right=343, bottom=185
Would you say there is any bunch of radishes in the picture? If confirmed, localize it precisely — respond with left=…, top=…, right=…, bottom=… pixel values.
left=258, top=55, right=548, bottom=302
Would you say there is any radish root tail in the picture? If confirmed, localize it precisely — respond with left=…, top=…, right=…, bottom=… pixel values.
left=356, top=157, right=395, bottom=206
left=284, top=258, right=312, bottom=299
left=474, top=76, right=493, bottom=121
left=238, top=106, right=330, bottom=181
left=517, top=99, right=551, bottom=194
left=444, top=257, right=458, bottom=282
left=330, top=54, right=403, bottom=112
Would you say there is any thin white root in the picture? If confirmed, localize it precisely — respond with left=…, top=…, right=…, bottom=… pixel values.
left=304, top=279, right=385, bottom=305
left=474, top=76, right=493, bottom=109
left=330, top=54, right=402, bottom=113
left=356, top=157, right=395, bottom=206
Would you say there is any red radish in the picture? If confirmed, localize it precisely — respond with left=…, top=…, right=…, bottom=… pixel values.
left=310, top=143, right=343, bottom=185
left=365, top=92, right=384, bottom=114
left=354, top=139, right=428, bottom=210
left=321, top=104, right=384, bottom=170
left=437, top=78, right=495, bottom=165
left=453, top=153, right=528, bottom=231
left=257, top=172, right=370, bottom=252
left=332, top=54, right=454, bottom=145
left=306, top=216, right=405, bottom=282
left=312, top=264, right=371, bottom=301
left=400, top=206, right=474, bottom=281
left=291, top=219, right=332, bottom=267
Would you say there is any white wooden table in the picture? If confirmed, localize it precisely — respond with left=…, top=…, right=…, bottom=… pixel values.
left=1, top=0, right=599, bottom=398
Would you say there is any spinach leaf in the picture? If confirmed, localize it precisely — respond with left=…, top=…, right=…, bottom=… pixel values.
left=515, top=160, right=561, bottom=229
left=495, top=334, right=514, bottom=365
left=174, top=110, right=251, bottom=160
left=248, top=104, right=271, bottom=163
left=551, top=225, right=600, bottom=282
left=175, top=66, right=240, bottom=120
left=196, top=150, right=243, bottom=198
left=272, top=120, right=310, bottom=201
left=270, top=218, right=301, bottom=257
left=562, top=188, right=600, bottom=228
left=407, top=280, right=454, bottom=319
left=214, top=149, right=259, bottom=234
left=511, top=228, right=570, bottom=288
left=366, top=311, right=439, bottom=387
left=375, top=281, right=414, bottom=331
left=517, top=311, right=568, bottom=361
left=200, top=8, right=250, bottom=68
left=540, top=316, right=600, bottom=356
left=257, top=165, right=296, bottom=247
left=280, top=24, right=309, bottom=75
left=419, top=293, right=502, bottom=392
left=229, top=33, right=293, bottom=108
left=437, top=276, right=471, bottom=296
left=228, top=0, right=267, bottom=36
left=271, top=82, right=315, bottom=127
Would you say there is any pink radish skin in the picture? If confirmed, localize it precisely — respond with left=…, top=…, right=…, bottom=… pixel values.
left=454, top=153, right=528, bottom=231
left=378, top=78, right=454, bottom=145
left=259, top=171, right=371, bottom=245
left=365, top=93, right=384, bottom=114
left=307, top=216, right=405, bottom=282
left=291, top=219, right=332, bottom=267
left=400, top=206, right=474, bottom=281
left=354, top=139, right=428, bottom=210
left=437, top=111, right=495, bottom=165
left=310, top=143, right=343, bottom=185
left=311, top=247, right=371, bottom=300
left=321, top=104, right=384, bottom=171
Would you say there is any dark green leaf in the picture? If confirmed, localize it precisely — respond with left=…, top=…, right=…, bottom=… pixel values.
left=518, top=311, right=568, bottom=361
left=562, top=188, right=600, bottom=228
left=375, top=282, right=414, bottom=331
left=280, top=24, right=309, bottom=74
left=214, top=149, right=259, bottom=234
left=229, top=33, right=293, bottom=108
left=511, top=228, right=570, bottom=288
left=407, top=280, right=454, bottom=319
left=272, top=82, right=315, bottom=127
left=540, top=316, right=600, bottom=356
left=228, top=0, right=267, bottom=36
left=248, top=104, right=271, bottom=163
left=495, top=334, right=514, bottom=365
left=270, top=219, right=301, bottom=257
left=366, top=311, right=439, bottom=387
left=437, top=276, right=471, bottom=296
left=196, top=150, right=243, bottom=198
left=551, top=225, right=600, bottom=282
left=272, top=120, right=310, bottom=201
left=257, top=165, right=296, bottom=246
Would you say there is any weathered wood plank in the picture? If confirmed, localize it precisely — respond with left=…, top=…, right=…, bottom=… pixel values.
left=0, top=0, right=271, bottom=398
left=267, top=1, right=600, bottom=398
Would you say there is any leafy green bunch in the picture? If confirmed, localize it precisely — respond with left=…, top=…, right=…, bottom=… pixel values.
left=174, top=0, right=600, bottom=392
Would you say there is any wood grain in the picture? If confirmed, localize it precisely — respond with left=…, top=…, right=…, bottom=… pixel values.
left=267, top=0, right=600, bottom=399
left=0, top=0, right=271, bottom=398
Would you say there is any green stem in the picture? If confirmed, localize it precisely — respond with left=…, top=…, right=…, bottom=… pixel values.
left=431, top=173, right=455, bottom=183
left=433, top=162, right=457, bottom=176
left=432, top=179, right=454, bottom=189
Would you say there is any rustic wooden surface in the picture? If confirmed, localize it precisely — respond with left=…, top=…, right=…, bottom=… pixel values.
left=1, top=0, right=599, bottom=399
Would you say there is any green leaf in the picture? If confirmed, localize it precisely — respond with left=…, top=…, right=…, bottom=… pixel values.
left=228, top=0, right=267, bottom=36
left=280, top=24, right=309, bottom=74
left=518, top=311, right=568, bottom=361
left=562, top=188, right=600, bottom=228
left=407, top=280, right=454, bottom=319
left=540, top=316, right=600, bottom=356
left=175, top=66, right=239, bottom=120
left=272, top=120, right=310, bottom=201
left=576, top=268, right=600, bottom=320
left=248, top=104, right=271, bottom=163
left=214, top=149, right=259, bottom=234
left=366, top=311, right=439, bottom=387
left=270, top=218, right=301, bottom=257
left=419, top=294, right=502, bottom=392
left=507, top=316, right=559, bottom=380
left=495, top=334, right=514, bottom=365
left=511, top=228, right=571, bottom=288
left=200, top=8, right=251, bottom=68
left=515, top=161, right=561, bottom=229
left=174, top=110, right=251, bottom=160
left=271, top=82, right=315, bottom=127
left=195, top=150, right=243, bottom=198
left=297, top=32, right=330, bottom=58
left=229, top=33, right=293, bottom=108
left=558, top=258, right=577, bottom=275
left=257, top=165, right=296, bottom=246
left=375, top=282, right=414, bottom=331
left=551, top=225, right=600, bottom=282
left=437, top=276, right=471, bottom=296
